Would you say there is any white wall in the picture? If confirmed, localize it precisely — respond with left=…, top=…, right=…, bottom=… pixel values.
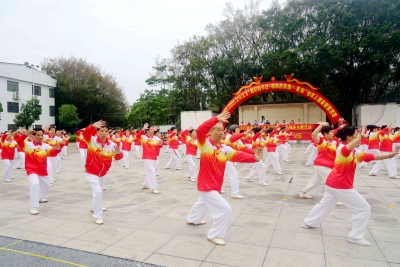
left=181, top=111, right=218, bottom=130
left=239, top=103, right=326, bottom=124
left=0, top=63, right=56, bottom=130
left=355, top=103, right=400, bottom=128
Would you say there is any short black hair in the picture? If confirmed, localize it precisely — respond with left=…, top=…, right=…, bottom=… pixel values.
left=33, top=128, right=44, bottom=135
left=321, top=125, right=334, bottom=135
left=335, top=126, right=356, bottom=140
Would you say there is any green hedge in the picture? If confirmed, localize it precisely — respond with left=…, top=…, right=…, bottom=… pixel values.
left=69, top=134, right=77, bottom=142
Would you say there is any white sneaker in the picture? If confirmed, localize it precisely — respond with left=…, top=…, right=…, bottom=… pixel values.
left=299, top=193, right=312, bottom=199
left=94, top=218, right=104, bottom=225
left=191, top=179, right=196, bottom=182
left=39, top=199, right=48, bottom=203
left=348, top=237, right=371, bottom=246
left=336, top=201, right=343, bottom=206
left=390, top=176, right=400, bottom=179
left=284, top=159, right=290, bottom=162
left=30, top=207, right=38, bottom=215
left=244, top=178, right=254, bottom=182
left=231, top=194, right=244, bottom=199
left=275, top=172, right=283, bottom=175
left=302, top=222, right=320, bottom=229
left=259, top=183, right=268, bottom=186
left=141, top=186, right=150, bottom=189
left=208, top=237, right=226, bottom=246
left=50, top=183, right=53, bottom=187
left=91, top=208, right=107, bottom=212
left=187, top=220, right=206, bottom=225
left=220, top=190, right=225, bottom=194
left=56, top=171, right=60, bottom=174
left=5, top=179, right=11, bottom=182
left=152, top=189, right=159, bottom=194
left=369, top=173, right=377, bottom=176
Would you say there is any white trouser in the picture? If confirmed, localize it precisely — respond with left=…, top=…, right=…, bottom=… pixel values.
left=143, top=159, right=158, bottom=190
left=304, top=186, right=371, bottom=239
left=306, top=147, right=318, bottom=166
left=246, top=160, right=267, bottom=184
left=3, top=159, right=13, bottom=180
left=264, top=152, right=281, bottom=173
left=285, top=143, right=291, bottom=156
left=187, top=155, right=197, bottom=180
left=122, top=150, right=130, bottom=168
left=29, top=174, right=50, bottom=208
left=46, top=158, right=53, bottom=184
left=155, top=160, right=159, bottom=175
left=165, top=149, right=181, bottom=169
left=180, top=144, right=186, bottom=155
left=187, top=191, right=232, bottom=239
left=224, top=162, right=239, bottom=196
left=305, top=143, right=313, bottom=154
left=134, top=145, right=141, bottom=158
left=86, top=173, right=105, bottom=219
left=61, top=146, right=68, bottom=157
left=79, top=148, right=87, bottom=166
left=360, top=149, right=379, bottom=167
left=76, top=141, right=79, bottom=148
left=369, top=152, right=397, bottom=177
left=164, top=146, right=169, bottom=153
left=14, top=148, right=19, bottom=159
left=302, top=166, right=332, bottom=193
left=245, top=144, right=252, bottom=149
left=48, top=156, right=58, bottom=181
left=16, top=152, right=25, bottom=169
left=357, top=144, right=368, bottom=153
left=56, top=154, right=61, bottom=172
left=277, top=144, right=289, bottom=160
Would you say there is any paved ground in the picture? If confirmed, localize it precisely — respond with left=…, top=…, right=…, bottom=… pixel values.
left=1, top=143, right=400, bottom=267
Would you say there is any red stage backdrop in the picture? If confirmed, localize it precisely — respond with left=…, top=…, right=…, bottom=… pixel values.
left=238, top=124, right=319, bottom=141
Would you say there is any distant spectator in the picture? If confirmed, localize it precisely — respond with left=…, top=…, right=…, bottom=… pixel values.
left=253, top=120, right=258, bottom=126
left=297, top=119, right=302, bottom=124
left=247, top=122, right=251, bottom=126
left=290, top=120, right=295, bottom=125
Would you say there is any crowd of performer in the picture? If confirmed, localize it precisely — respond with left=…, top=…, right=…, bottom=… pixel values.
left=1, top=114, right=400, bottom=247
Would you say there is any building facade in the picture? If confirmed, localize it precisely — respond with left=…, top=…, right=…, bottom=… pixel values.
left=0, top=62, right=56, bottom=131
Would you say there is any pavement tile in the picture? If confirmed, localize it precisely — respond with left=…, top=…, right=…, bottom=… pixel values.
left=43, top=221, right=99, bottom=239
left=141, top=217, right=188, bottom=235
left=325, top=254, right=391, bottom=267
left=224, top=226, right=274, bottom=247
left=233, top=213, right=279, bottom=229
left=369, top=228, right=400, bottom=243
left=99, top=246, right=153, bottom=262
left=58, top=239, right=110, bottom=253
left=376, top=240, right=400, bottom=263
left=145, top=253, right=202, bottom=267
left=115, top=229, right=174, bottom=252
left=76, top=225, right=136, bottom=245
left=275, top=217, right=322, bottom=235
left=263, top=247, right=325, bottom=267
left=270, top=230, right=324, bottom=253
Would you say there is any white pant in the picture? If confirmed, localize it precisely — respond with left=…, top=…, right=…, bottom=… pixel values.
left=46, top=158, right=53, bottom=184
left=304, top=186, right=371, bottom=239
left=285, top=143, right=291, bottom=156
left=165, top=149, right=181, bottom=169
left=143, top=159, right=158, bottom=190
left=277, top=144, right=289, bottom=160
left=245, top=144, right=252, bottom=149
left=16, top=152, right=25, bottom=169
left=29, top=174, right=50, bottom=208
left=155, top=160, right=160, bottom=175
left=56, top=154, right=61, bottom=172
left=79, top=148, right=87, bottom=166
left=48, top=156, right=58, bottom=181
left=369, top=152, right=397, bottom=177
left=264, top=152, right=281, bottom=173
left=393, top=143, right=400, bottom=155
left=246, top=161, right=267, bottom=184
left=86, top=173, right=105, bottom=219
left=305, top=143, right=313, bottom=154
left=122, top=150, right=130, bottom=168
left=3, top=159, right=13, bottom=180
left=306, top=147, right=318, bottom=166
left=187, top=191, right=232, bottom=239
left=187, top=155, right=197, bottom=180
left=134, top=145, right=141, bottom=159
left=61, top=146, right=68, bottom=157
left=302, top=166, right=332, bottom=193
left=224, top=162, right=239, bottom=196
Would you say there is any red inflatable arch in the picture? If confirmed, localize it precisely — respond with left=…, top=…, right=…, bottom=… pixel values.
left=222, top=75, right=341, bottom=123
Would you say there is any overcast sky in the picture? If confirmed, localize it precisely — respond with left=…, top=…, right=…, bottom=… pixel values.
left=1, top=0, right=279, bottom=105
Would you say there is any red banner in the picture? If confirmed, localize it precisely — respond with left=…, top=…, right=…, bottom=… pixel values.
left=239, top=124, right=319, bottom=140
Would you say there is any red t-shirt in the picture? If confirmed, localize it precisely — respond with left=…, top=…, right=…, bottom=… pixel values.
left=136, top=130, right=162, bottom=160
left=313, top=138, right=337, bottom=169
left=326, top=145, right=374, bottom=189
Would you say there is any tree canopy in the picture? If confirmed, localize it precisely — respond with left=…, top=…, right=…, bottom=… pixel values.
left=129, top=0, right=400, bottom=124
left=58, top=104, right=82, bottom=130
left=41, top=56, right=128, bottom=127
left=13, top=98, right=41, bottom=129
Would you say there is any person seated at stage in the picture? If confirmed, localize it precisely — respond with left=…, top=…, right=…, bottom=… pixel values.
left=266, top=120, right=270, bottom=125
left=282, top=120, right=287, bottom=125
left=290, top=120, right=295, bottom=125
left=253, top=120, right=258, bottom=126
left=297, top=119, right=303, bottom=124
left=247, top=122, right=251, bottom=126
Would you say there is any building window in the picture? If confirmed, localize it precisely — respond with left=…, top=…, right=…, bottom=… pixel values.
left=7, top=124, right=18, bottom=131
left=34, top=124, right=42, bottom=129
left=7, top=102, right=19, bottom=113
left=38, top=105, right=42, bottom=115
left=49, top=106, right=55, bottom=117
left=7, top=81, right=19, bottom=92
left=49, top=88, right=55, bottom=98
left=32, top=85, right=41, bottom=96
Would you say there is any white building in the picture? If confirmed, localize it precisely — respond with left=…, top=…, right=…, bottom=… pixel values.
left=0, top=62, right=56, bottom=131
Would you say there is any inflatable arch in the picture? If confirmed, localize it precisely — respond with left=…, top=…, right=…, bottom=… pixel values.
left=222, top=75, right=341, bottom=123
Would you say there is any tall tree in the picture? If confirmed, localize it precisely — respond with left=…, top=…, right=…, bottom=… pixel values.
left=13, top=98, right=41, bottom=129
left=58, top=104, right=82, bottom=130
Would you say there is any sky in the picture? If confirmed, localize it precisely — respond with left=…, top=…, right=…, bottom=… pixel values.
left=0, top=0, right=280, bottom=105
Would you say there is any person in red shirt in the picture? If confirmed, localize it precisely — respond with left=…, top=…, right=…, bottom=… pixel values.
left=165, top=127, right=182, bottom=170
left=392, top=127, right=400, bottom=158
left=181, top=127, right=198, bottom=182
left=120, top=130, right=133, bottom=169
left=77, top=128, right=88, bottom=166
left=84, top=120, right=122, bottom=225
left=1, top=130, right=18, bottom=182
left=359, top=125, right=379, bottom=168
left=244, top=127, right=269, bottom=185
left=300, top=122, right=337, bottom=199
left=15, top=128, right=61, bottom=215
left=369, top=124, right=399, bottom=179
left=137, top=123, right=164, bottom=194
left=186, top=111, right=263, bottom=246
left=264, top=128, right=283, bottom=175
left=303, top=126, right=399, bottom=246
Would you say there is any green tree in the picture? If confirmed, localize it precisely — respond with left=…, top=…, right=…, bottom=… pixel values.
left=0, top=103, right=3, bottom=120
left=13, top=98, right=41, bottom=129
left=59, top=104, right=82, bottom=129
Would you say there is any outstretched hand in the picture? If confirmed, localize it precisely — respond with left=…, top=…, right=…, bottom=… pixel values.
left=142, top=123, right=149, bottom=131
left=217, top=111, right=231, bottom=123
left=114, top=144, right=121, bottom=154
left=92, top=120, right=106, bottom=129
